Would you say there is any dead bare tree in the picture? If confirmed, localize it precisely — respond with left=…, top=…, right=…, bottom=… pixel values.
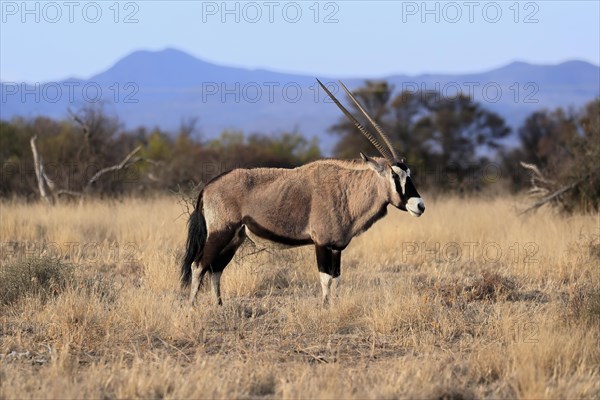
left=30, top=136, right=54, bottom=205
left=30, top=135, right=143, bottom=203
left=519, top=162, right=599, bottom=215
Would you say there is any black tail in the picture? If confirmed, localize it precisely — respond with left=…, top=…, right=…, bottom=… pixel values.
left=180, top=194, right=207, bottom=288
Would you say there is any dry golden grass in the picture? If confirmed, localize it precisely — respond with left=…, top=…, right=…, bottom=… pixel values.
left=1, top=195, right=598, bottom=399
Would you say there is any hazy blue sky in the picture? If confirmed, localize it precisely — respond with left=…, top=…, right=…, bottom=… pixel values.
left=1, top=1, right=599, bottom=82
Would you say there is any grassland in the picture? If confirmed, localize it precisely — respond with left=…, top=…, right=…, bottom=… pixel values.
left=0, top=195, right=598, bottom=399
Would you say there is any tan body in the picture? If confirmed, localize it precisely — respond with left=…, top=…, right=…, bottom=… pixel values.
left=204, top=160, right=389, bottom=250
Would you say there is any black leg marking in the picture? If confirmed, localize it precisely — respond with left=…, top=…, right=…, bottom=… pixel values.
left=202, top=231, right=235, bottom=267
left=332, top=250, right=341, bottom=278
left=212, top=227, right=246, bottom=272
left=315, top=245, right=333, bottom=275
left=316, top=245, right=335, bottom=305
left=212, top=247, right=237, bottom=272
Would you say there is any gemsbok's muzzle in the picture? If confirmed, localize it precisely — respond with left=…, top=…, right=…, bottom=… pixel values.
left=406, top=197, right=425, bottom=217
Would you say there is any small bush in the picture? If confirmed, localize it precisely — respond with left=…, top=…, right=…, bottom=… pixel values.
left=246, top=371, right=277, bottom=398
left=431, top=387, right=476, bottom=400
left=587, top=289, right=600, bottom=324
left=423, top=271, right=519, bottom=307
left=468, top=271, right=518, bottom=301
left=568, top=288, right=600, bottom=326
left=0, top=257, right=74, bottom=306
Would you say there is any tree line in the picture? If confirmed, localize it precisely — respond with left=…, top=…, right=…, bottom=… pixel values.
left=1, top=82, right=598, bottom=212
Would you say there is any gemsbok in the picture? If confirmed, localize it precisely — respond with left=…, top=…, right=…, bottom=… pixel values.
left=181, top=79, right=425, bottom=305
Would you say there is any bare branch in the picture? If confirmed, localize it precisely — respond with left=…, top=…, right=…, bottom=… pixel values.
left=519, top=162, right=543, bottom=177
left=69, top=109, right=90, bottom=135
left=30, top=136, right=52, bottom=205
left=519, top=179, right=585, bottom=215
left=69, top=108, right=92, bottom=163
left=55, top=190, right=82, bottom=197
left=83, top=145, right=142, bottom=193
left=41, top=169, right=56, bottom=192
left=173, top=182, right=204, bottom=220
left=520, top=161, right=554, bottom=192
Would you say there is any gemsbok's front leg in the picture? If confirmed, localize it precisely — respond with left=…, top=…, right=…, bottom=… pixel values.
left=315, top=245, right=336, bottom=305
left=331, top=249, right=341, bottom=294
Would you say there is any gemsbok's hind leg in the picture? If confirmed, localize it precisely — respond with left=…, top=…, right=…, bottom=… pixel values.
left=193, top=226, right=246, bottom=306
left=209, top=227, right=246, bottom=305
left=189, top=262, right=208, bottom=306
left=187, top=229, right=235, bottom=307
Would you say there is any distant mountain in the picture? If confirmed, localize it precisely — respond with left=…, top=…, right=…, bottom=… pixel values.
left=2, top=48, right=598, bottom=151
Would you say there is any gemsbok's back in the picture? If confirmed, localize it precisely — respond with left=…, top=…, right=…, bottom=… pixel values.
left=181, top=80, right=425, bottom=305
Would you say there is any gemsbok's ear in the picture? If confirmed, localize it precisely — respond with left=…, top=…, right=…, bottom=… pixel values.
left=360, top=152, right=384, bottom=174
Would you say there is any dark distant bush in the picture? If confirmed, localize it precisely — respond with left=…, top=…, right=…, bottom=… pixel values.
left=1, top=107, right=322, bottom=199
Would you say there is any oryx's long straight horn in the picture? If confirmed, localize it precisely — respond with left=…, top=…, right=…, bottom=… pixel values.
left=317, top=78, right=393, bottom=161
left=337, top=80, right=400, bottom=161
